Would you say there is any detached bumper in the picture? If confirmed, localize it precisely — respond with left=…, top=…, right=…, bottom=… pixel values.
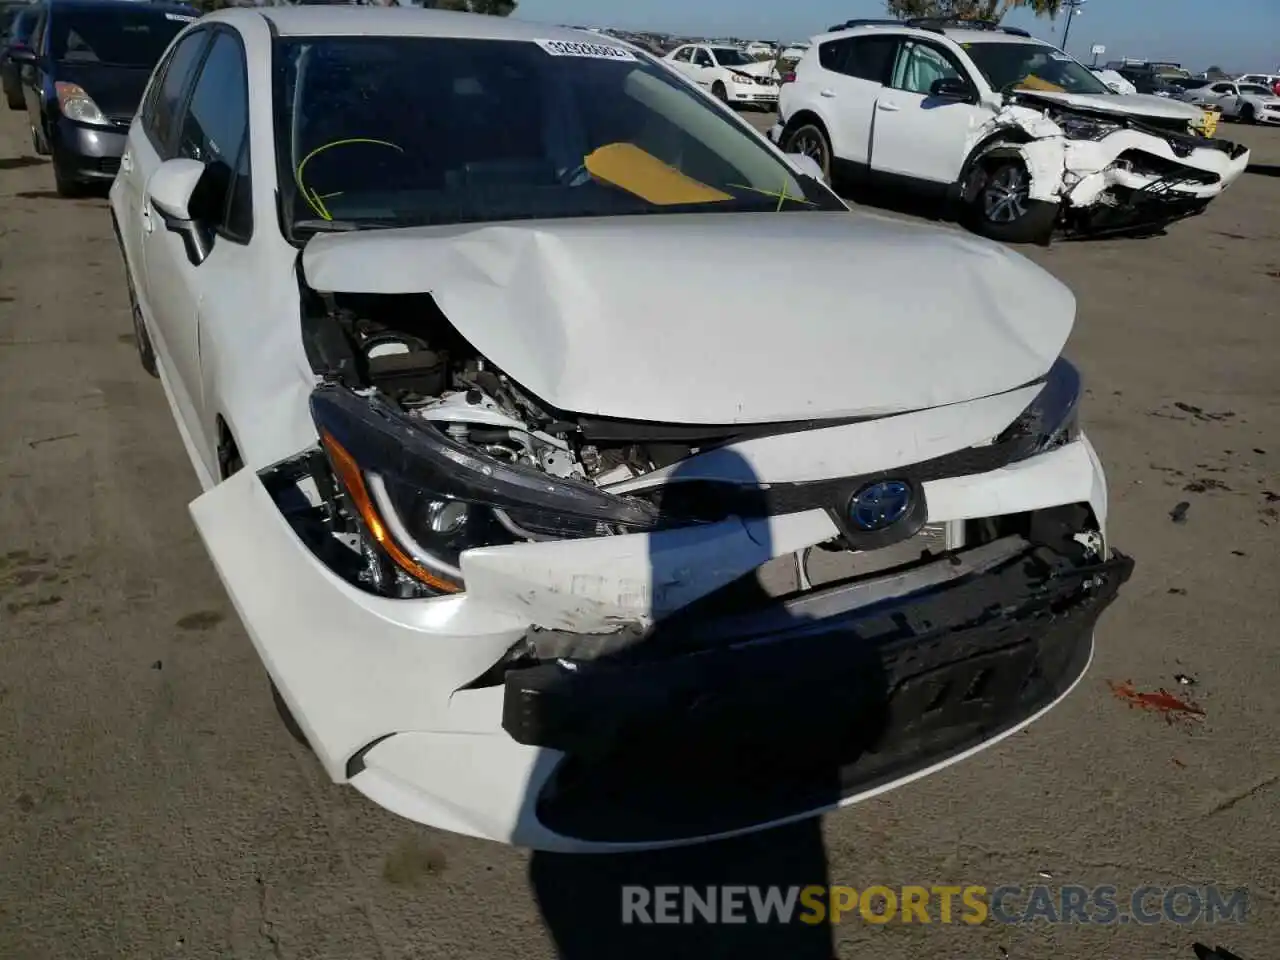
left=1052, top=133, right=1251, bottom=209
left=192, top=435, right=1119, bottom=852
left=511, top=538, right=1132, bottom=844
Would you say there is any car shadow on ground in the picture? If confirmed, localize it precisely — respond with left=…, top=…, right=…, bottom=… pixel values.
left=0, top=155, right=46, bottom=171
left=1245, top=163, right=1280, bottom=178
left=528, top=449, right=898, bottom=958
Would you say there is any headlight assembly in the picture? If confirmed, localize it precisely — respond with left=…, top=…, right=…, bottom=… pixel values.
left=310, top=385, right=666, bottom=596
left=1055, top=114, right=1122, bottom=141
left=997, top=357, right=1082, bottom=458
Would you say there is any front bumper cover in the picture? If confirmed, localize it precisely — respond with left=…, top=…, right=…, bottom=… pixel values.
left=509, top=536, right=1133, bottom=843
left=191, top=430, right=1117, bottom=851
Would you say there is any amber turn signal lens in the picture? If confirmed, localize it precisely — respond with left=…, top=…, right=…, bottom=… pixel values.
left=320, top=430, right=461, bottom=594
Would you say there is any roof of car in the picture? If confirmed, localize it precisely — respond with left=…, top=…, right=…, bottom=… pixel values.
left=816, top=22, right=1049, bottom=47
left=244, top=5, right=611, bottom=44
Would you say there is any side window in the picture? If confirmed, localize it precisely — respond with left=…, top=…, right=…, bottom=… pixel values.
left=693, top=48, right=713, bottom=68
left=144, top=29, right=208, bottom=156
left=839, top=35, right=898, bottom=85
left=175, top=30, right=251, bottom=241
left=672, top=46, right=691, bottom=62
left=1210, top=83, right=1232, bottom=94
left=890, top=40, right=964, bottom=96
left=818, top=38, right=851, bottom=72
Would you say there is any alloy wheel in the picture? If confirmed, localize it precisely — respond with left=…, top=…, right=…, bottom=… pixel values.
left=982, top=164, right=1030, bottom=223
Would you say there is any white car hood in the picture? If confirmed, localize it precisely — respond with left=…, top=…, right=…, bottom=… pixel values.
left=302, top=212, right=1075, bottom=425
left=1022, top=90, right=1204, bottom=122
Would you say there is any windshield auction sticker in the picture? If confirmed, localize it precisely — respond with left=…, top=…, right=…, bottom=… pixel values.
left=534, top=39, right=636, bottom=61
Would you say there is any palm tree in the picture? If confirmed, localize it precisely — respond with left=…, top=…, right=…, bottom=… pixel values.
left=886, top=0, right=1063, bottom=19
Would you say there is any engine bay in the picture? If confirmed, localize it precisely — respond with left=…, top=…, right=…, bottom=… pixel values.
left=304, top=289, right=712, bottom=489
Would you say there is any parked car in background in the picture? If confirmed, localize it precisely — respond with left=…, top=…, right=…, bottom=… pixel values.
left=1235, top=73, right=1280, bottom=96
left=111, top=5, right=1132, bottom=853
left=1, top=1, right=35, bottom=109
left=771, top=19, right=1248, bottom=243
left=1186, top=80, right=1280, bottom=124
left=663, top=41, right=779, bottom=107
left=10, top=0, right=197, bottom=195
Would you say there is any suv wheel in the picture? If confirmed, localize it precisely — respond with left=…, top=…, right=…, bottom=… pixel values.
left=968, top=159, right=1059, bottom=245
left=784, top=123, right=832, bottom=183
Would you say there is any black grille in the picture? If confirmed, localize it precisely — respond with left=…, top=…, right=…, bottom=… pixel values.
left=88, top=156, right=120, bottom=176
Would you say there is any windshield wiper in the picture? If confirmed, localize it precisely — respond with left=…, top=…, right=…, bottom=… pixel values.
left=292, top=218, right=394, bottom=233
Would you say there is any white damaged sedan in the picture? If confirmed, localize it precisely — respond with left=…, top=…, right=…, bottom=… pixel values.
left=111, top=6, right=1133, bottom=851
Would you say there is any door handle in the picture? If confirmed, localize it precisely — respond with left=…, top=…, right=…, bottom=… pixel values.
left=877, top=101, right=900, bottom=111
left=140, top=202, right=154, bottom=235
left=819, top=88, right=836, bottom=98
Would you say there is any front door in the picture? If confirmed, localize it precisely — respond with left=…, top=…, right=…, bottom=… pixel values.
left=869, top=38, right=984, bottom=184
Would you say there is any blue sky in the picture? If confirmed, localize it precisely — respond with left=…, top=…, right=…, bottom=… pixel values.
left=514, top=0, right=1280, bottom=73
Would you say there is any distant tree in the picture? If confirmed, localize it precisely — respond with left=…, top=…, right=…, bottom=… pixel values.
left=434, top=0, right=517, bottom=13
left=886, top=0, right=1062, bottom=19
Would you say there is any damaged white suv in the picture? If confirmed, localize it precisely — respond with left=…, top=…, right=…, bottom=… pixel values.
left=772, top=18, right=1250, bottom=242
left=112, top=6, right=1133, bottom=851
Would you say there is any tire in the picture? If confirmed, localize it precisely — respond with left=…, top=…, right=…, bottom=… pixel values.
left=5, top=89, right=22, bottom=111
left=782, top=122, right=832, bottom=183
left=52, top=156, right=85, bottom=198
left=967, top=159, right=1060, bottom=245
left=271, top=682, right=311, bottom=749
left=30, top=123, right=49, bottom=156
left=711, top=81, right=728, bottom=103
left=123, top=269, right=159, bottom=378
left=1240, top=103, right=1256, bottom=124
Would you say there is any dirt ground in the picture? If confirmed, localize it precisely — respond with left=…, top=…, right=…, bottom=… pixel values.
left=1, top=105, right=1277, bottom=960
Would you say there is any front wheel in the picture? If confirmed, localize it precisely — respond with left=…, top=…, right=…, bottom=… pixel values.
left=967, top=160, right=1059, bottom=245
left=711, top=81, right=728, bottom=103
left=5, top=88, right=22, bottom=111
left=124, top=269, right=158, bottom=378
left=1240, top=103, right=1256, bottom=124
left=51, top=155, right=86, bottom=198
left=783, top=123, right=832, bottom=183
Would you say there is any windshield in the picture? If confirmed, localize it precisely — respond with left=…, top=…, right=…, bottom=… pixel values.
left=272, top=36, right=839, bottom=237
left=963, top=41, right=1114, bottom=95
left=49, top=8, right=192, bottom=67
left=711, top=47, right=752, bottom=66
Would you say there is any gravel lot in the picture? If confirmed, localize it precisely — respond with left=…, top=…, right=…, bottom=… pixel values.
left=2, top=106, right=1278, bottom=960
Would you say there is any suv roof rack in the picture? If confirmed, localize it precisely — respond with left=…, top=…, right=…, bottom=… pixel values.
left=826, top=18, right=903, bottom=32
left=905, top=17, right=1032, bottom=37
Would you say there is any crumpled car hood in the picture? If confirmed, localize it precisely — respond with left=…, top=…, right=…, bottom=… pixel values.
left=728, top=61, right=778, bottom=79
left=302, top=212, right=1075, bottom=424
left=1021, top=90, right=1205, bottom=122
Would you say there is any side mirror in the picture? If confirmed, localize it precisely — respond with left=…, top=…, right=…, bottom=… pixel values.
left=929, top=77, right=972, bottom=101
left=785, top=152, right=825, bottom=182
left=7, top=47, right=37, bottom=65
left=147, top=157, right=211, bottom=266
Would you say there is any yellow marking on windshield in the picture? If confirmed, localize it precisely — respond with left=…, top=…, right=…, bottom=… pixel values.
left=1018, top=75, right=1067, bottom=93
left=727, top=182, right=817, bottom=208
left=583, top=142, right=732, bottom=205
left=294, top=138, right=405, bottom=220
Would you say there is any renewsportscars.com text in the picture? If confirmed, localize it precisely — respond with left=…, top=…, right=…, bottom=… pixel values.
left=621, top=884, right=1249, bottom=926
